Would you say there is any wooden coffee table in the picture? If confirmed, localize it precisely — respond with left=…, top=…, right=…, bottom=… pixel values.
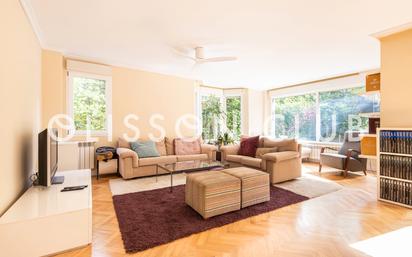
left=156, top=160, right=229, bottom=192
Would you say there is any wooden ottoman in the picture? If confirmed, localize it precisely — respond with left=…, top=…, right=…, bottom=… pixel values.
left=185, top=171, right=241, bottom=219
left=222, top=167, right=270, bottom=208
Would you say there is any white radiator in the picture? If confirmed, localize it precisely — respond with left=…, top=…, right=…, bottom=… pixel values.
left=78, top=141, right=95, bottom=169
left=300, top=142, right=341, bottom=162
left=58, top=141, right=96, bottom=171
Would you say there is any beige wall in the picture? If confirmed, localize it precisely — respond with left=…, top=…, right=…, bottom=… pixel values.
left=246, top=89, right=265, bottom=136
left=41, top=50, right=65, bottom=128
left=41, top=53, right=197, bottom=147
left=0, top=0, right=41, bottom=214
left=111, top=67, right=197, bottom=144
left=380, top=29, right=412, bottom=127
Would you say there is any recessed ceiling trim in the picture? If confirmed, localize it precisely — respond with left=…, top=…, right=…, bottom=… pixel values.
left=19, top=0, right=45, bottom=47
left=371, top=21, right=412, bottom=39
left=268, top=68, right=380, bottom=92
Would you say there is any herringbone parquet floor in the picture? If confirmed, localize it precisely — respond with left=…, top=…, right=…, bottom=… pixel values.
left=55, top=163, right=412, bottom=257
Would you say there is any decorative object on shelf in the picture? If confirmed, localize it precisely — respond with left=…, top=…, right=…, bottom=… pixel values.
left=359, top=73, right=381, bottom=131
left=378, top=128, right=412, bottom=208
left=366, top=73, right=380, bottom=92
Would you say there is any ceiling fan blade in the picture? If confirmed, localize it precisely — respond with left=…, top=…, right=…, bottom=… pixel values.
left=199, top=56, right=238, bottom=63
left=172, top=47, right=196, bottom=62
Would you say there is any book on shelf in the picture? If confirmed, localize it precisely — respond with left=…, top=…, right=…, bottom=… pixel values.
left=380, top=178, right=412, bottom=206
left=379, top=129, right=412, bottom=207
left=380, top=154, right=412, bottom=180
left=380, top=130, right=412, bottom=154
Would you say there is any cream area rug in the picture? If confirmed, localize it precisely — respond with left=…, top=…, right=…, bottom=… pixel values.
left=109, top=171, right=343, bottom=197
left=275, top=173, right=343, bottom=198
left=109, top=173, right=187, bottom=196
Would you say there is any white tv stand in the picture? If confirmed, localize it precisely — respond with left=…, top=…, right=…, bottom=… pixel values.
left=0, top=170, right=92, bottom=257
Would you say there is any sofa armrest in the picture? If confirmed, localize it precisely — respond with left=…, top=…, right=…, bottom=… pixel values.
left=201, top=144, right=217, bottom=160
left=262, top=151, right=300, bottom=163
left=117, top=147, right=139, bottom=167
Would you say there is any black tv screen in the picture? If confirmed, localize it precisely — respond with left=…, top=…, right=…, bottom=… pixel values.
left=38, top=128, right=59, bottom=186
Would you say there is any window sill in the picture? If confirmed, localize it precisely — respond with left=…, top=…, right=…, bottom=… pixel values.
left=72, top=131, right=109, bottom=137
left=298, top=140, right=343, bottom=146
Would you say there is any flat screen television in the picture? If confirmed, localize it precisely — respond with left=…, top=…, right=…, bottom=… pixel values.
left=38, top=128, right=63, bottom=186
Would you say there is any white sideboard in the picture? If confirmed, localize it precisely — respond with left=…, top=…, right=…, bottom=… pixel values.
left=0, top=169, right=92, bottom=257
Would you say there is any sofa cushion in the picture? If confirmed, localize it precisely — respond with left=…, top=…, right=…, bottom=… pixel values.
left=177, top=154, right=208, bottom=162
left=319, top=153, right=347, bottom=170
left=240, top=156, right=262, bottom=168
left=255, top=147, right=278, bottom=159
left=262, top=138, right=298, bottom=152
left=118, top=137, right=166, bottom=156
left=174, top=138, right=201, bottom=155
left=131, top=140, right=160, bottom=158
left=238, top=136, right=259, bottom=157
left=139, top=155, right=177, bottom=166
left=155, top=138, right=167, bottom=156
left=262, top=151, right=300, bottom=162
left=226, top=155, right=242, bottom=163
left=165, top=137, right=175, bottom=155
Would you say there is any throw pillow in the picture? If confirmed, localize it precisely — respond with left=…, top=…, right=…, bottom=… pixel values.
left=255, top=147, right=278, bottom=159
left=130, top=140, right=160, bottom=158
left=174, top=138, right=201, bottom=155
left=238, top=136, right=260, bottom=157
left=118, top=137, right=131, bottom=149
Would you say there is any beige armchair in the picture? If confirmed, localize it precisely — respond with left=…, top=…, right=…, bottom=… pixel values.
left=220, top=137, right=302, bottom=184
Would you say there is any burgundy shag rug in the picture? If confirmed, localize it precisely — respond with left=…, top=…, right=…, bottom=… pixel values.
left=113, top=185, right=308, bottom=253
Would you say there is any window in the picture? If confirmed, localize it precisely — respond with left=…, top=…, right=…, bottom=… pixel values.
left=201, top=95, right=223, bottom=141
left=200, top=94, right=242, bottom=143
left=273, top=93, right=316, bottom=141
left=319, top=87, right=373, bottom=142
left=272, top=86, right=379, bottom=143
left=225, top=96, right=242, bottom=140
left=68, top=72, right=112, bottom=134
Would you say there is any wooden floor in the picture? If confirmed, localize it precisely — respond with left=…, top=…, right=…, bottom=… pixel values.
left=57, top=163, right=412, bottom=257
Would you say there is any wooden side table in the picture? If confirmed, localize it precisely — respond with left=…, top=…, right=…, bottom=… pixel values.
left=216, top=151, right=222, bottom=161
left=96, top=152, right=119, bottom=179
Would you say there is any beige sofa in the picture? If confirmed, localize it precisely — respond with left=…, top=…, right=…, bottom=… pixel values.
left=220, top=137, right=302, bottom=184
left=116, top=137, right=217, bottom=179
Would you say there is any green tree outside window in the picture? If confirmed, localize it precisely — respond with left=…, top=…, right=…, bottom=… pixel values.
left=72, top=77, right=107, bottom=131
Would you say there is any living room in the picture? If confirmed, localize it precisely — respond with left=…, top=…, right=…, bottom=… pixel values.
left=1, top=0, right=412, bottom=256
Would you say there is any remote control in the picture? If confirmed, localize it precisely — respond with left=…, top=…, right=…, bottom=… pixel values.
left=61, top=185, right=88, bottom=192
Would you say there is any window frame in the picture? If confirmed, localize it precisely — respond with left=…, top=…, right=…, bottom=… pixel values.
left=67, top=71, right=112, bottom=136
left=196, top=88, right=243, bottom=142
left=271, top=84, right=370, bottom=143
left=223, top=94, right=244, bottom=140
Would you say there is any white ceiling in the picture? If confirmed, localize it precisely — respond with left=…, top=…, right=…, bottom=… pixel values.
left=26, top=0, right=412, bottom=90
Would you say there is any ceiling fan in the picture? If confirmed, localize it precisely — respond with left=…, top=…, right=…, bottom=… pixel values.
left=176, top=46, right=238, bottom=64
